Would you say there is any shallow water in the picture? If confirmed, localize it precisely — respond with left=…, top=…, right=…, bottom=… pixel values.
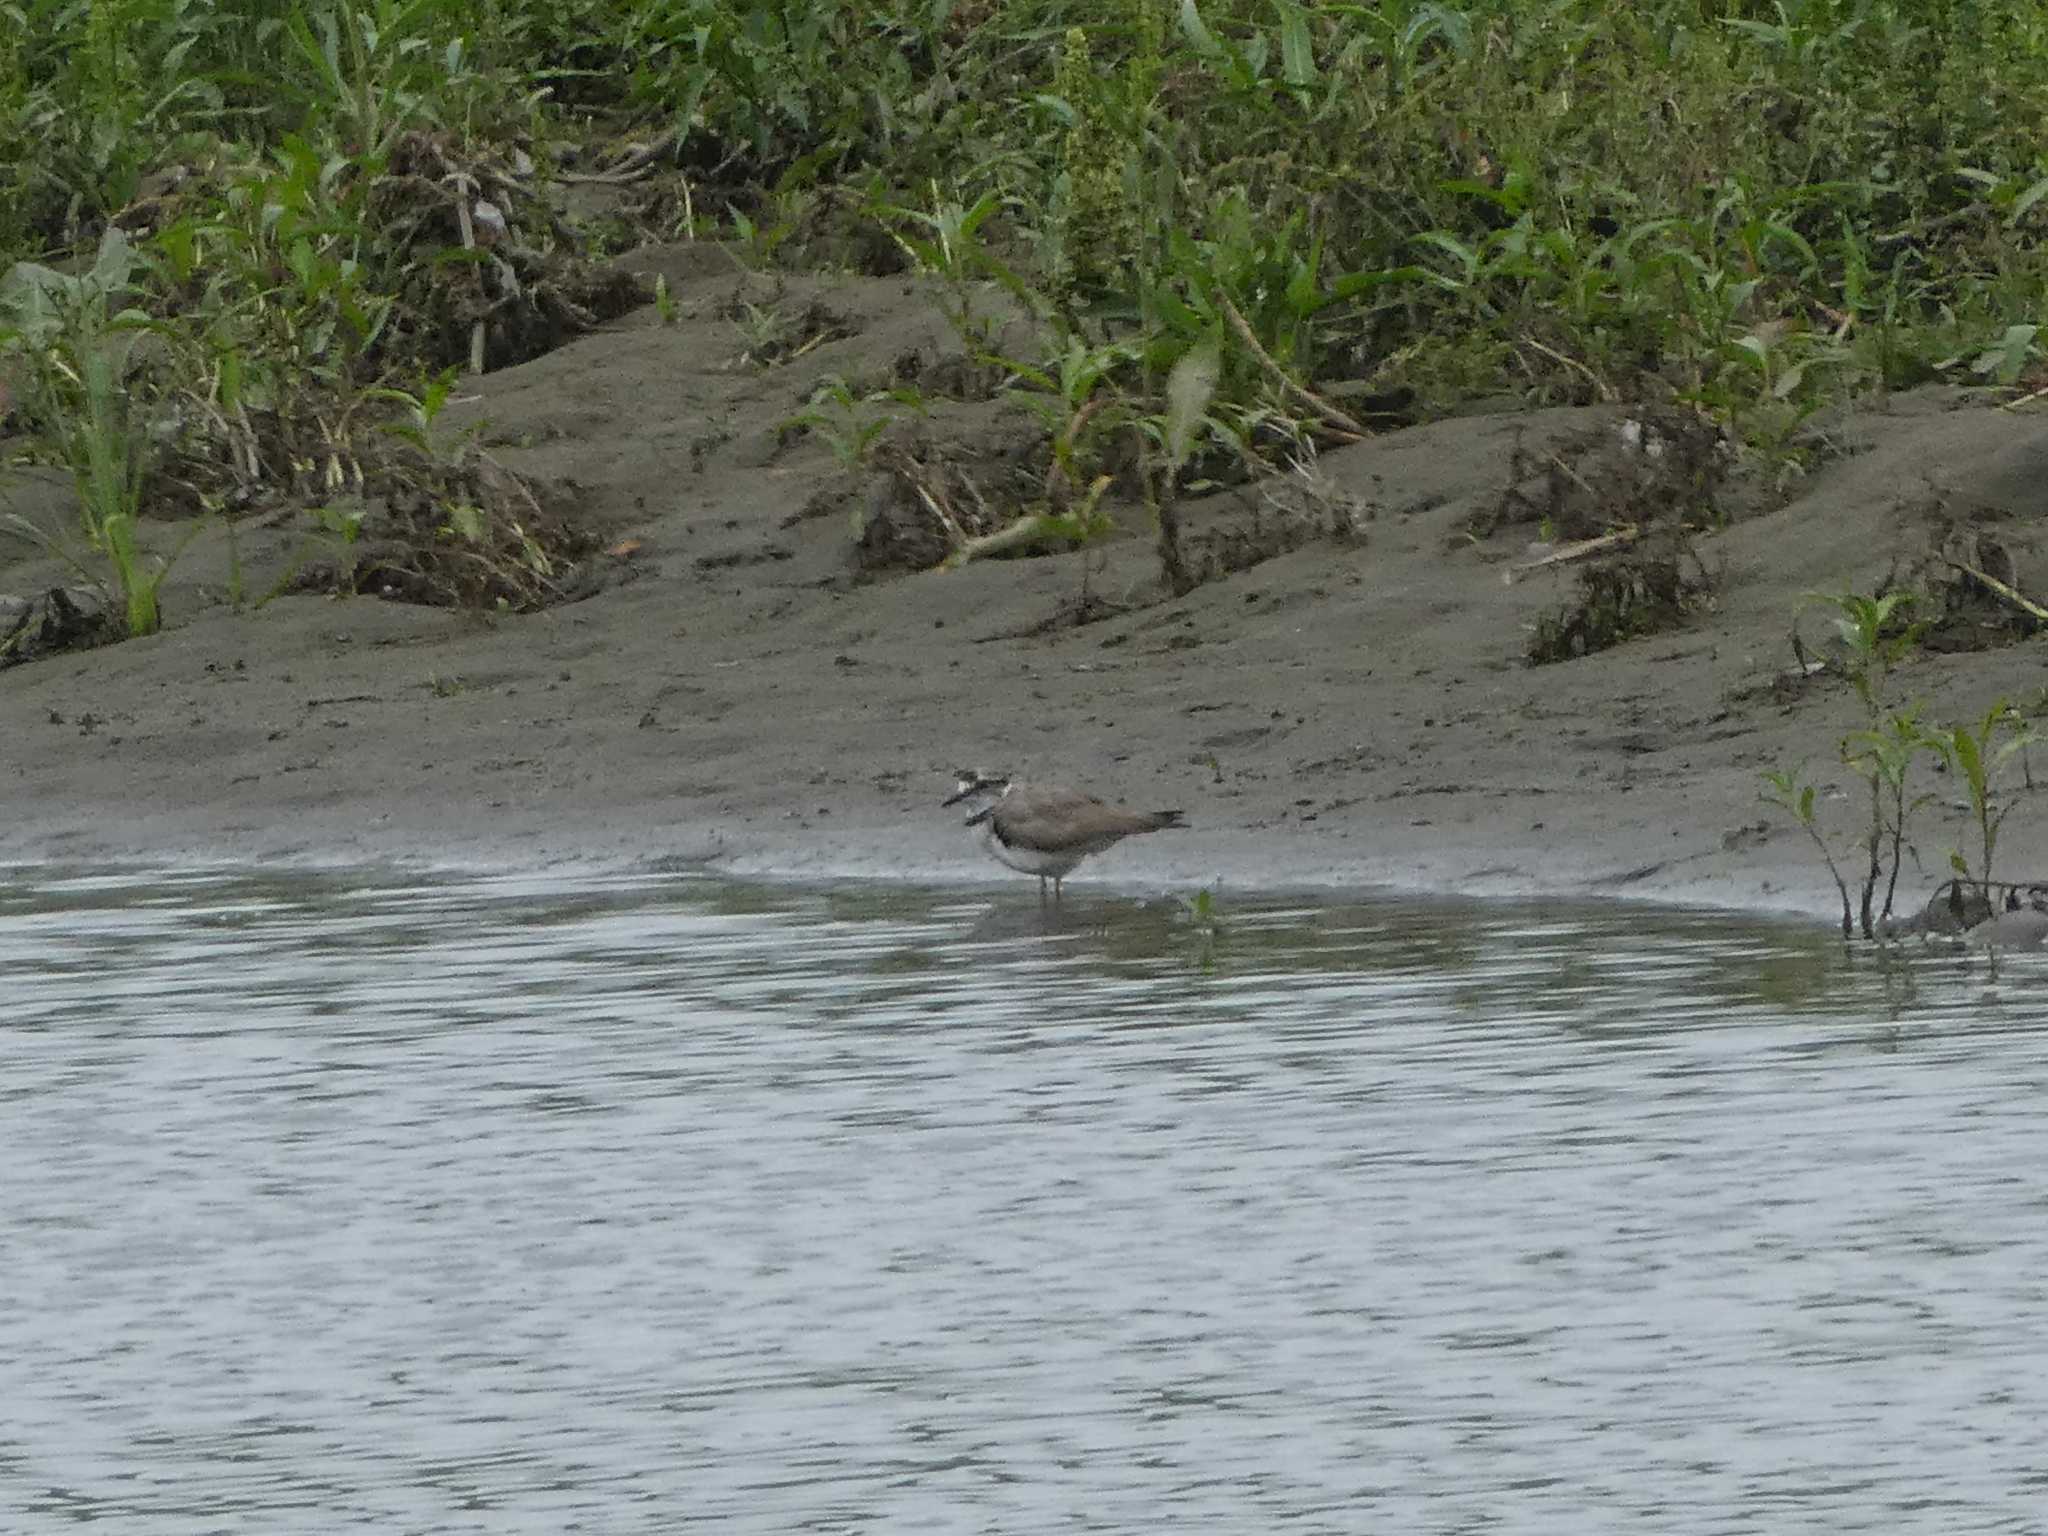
left=3, top=866, right=2045, bottom=1533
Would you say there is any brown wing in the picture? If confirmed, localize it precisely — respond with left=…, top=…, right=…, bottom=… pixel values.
left=993, top=783, right=1182, bottom=853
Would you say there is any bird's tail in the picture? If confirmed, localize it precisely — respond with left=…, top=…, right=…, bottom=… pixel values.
left=1145, top=810, right=1187, bottom=832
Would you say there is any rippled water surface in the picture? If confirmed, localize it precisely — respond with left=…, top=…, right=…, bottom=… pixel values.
left=4, top=866, right=2046, bottom=1533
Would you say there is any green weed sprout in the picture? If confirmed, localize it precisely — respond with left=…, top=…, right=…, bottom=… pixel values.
left=998, top=334, right=1143, bottom=502
left=1179, top=882, right=1222, bottom=973
left=1927, top=700, right=2033, bottom=903
left=1763, top=590, right=1935, bottom=938
left=1760, top=768, right=1856, bottom=940
left=1815, top=589, right=1930, bottom=934
left=365, top=366, right=461, bottom=453
left=875, top=186, right=1016, bottom=351
left=1810, top=589, right=1921, bottom=712
left=1841, top=705, right=1939, bottom=940
left=785, top=376, right=893, bottom=469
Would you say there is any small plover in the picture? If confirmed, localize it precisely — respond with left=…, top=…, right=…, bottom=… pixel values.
left=944, top=770, right=1185, bottom=899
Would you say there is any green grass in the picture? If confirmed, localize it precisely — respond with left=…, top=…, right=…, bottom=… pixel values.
left=3, top=0, right=2046, bottom=631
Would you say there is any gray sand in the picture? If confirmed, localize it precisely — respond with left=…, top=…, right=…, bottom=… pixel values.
left=7, top=254, right=2047, bottom=924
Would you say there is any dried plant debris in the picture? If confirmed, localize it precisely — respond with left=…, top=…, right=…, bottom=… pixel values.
left=374, top=131, right=646, bottom=372
left=1527, top=531, right=1716, bottom=664
left=293, top=447, right=599, bottom=611
left=1900, top=523, right=2048, bottom=652
left=1184, top=449, right=1371, bottom=584
left=1476, top=406, right=1731, bottom=542
left=721, top=286, right=859, bottom=367
left=1, top=586, right=115, bottom=668
left=851, top=435, right=1038, bottom=577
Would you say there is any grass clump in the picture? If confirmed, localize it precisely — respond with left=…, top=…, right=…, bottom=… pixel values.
left=0, top=227, right=193, bottom=637
left=5, top=0, right=2048, bottom=645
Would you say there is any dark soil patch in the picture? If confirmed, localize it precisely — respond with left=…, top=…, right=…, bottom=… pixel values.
left=1471, top=405, right=1731, bottom=664
left=1, top=585, right=115, bottom=668
left=1475, top=405, right=1731, bottom=542
left=779, top=186, right=914, bottom=278
left=1528, top=533, right=1717, bottom=664
left=1178, top=452, right=1373, bottom=587
left=1898, top=519, right=2048, bottom=653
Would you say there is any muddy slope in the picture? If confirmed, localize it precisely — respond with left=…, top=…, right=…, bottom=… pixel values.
left=5, top=252, right=2047, bottom=920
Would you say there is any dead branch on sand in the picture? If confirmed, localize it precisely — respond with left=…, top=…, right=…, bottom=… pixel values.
left=1217, top=297, right=1369, bottom=442
left=1502, top=526, right=1642, bottom=585
left=1944, top=555, right=2048, bottom=623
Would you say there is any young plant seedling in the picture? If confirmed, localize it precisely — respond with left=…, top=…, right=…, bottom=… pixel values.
left=784, top=376, right=895, bottom=470
left=1928, top=700, right=2033, bottom=905
left=1761, top=767, right=1856, bottom=940
left=1766, top=590, right=1938, bottom=939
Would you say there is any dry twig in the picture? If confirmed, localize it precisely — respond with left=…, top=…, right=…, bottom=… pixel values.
left=1944, top=555, right=2048, bottom=622
left=1502, top=526, right=1642, bottom=585
left=1217, top=297, right=1369, bottom=440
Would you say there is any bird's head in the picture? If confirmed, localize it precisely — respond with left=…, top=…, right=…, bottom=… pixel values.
left=942, top=769, right=1011, bottom=811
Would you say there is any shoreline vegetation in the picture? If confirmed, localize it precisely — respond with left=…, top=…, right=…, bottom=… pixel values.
left=5, top=1, right=2048, bottom=935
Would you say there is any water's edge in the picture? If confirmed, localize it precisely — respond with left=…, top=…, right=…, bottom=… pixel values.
left=0, top=810, right=1854, bottom=933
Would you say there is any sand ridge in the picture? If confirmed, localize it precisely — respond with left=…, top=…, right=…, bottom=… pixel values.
left=6, top=256, right=2047, bottom=924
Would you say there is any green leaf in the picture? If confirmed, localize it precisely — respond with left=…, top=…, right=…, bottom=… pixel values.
left=1276, top=0, right=1315, bottom=86
left=1971, top=323, right=2039, bottom=386
left=1179, top=0, right=1256, bottom=89
left=955, top=191, right=1002, bottom=244
left=1438, top=177, right=1525, bottom=215
left=87, top=226, right=137, bottom=293
left=1178, top=0, right=1219, bottom=53
left=1321, top=263, right=1435, bottom=304
left=1414, top=231, right=1478, bottom=285
left=1150, top=285, right=1207, bottom=336
left=1284, top=253, right=1319, bottom=318
left=447, top=503, right=485, bottom=542
left=2010, top=175, right=2048, bottom=225
left=1165, top=338, right=1222, bottom=472
left=1952, top=729, right=1987, bottom=802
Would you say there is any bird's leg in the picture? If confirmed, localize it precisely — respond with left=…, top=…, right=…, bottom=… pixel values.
left=1038, top=875, right=1049, bottom=903
left=1053, top=876, right=1063, bottom=903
